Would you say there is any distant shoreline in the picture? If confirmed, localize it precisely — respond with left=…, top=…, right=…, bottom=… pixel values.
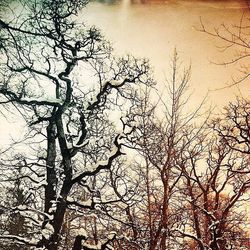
left=128, top=0, right=250, bottom=9
left=92, top=0, right=250, bottom=9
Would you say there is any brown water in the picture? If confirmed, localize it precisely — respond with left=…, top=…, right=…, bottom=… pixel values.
left=82, top=0, right=250, bottom=108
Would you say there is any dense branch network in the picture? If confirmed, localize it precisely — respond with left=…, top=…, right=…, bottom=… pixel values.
left=0, top=1, right=153, bottom=249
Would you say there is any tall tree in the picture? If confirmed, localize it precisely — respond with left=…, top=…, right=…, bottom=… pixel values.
left=0, top=0, right=153, bottom=249
left=111, top=51, right=206, bottom=250
left=176, top=98, right=250, bottom=250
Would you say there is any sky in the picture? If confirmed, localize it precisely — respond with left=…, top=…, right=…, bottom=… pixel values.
left=82, top=0, right=250, bottom=109
left=0, top=0, right=249, bottom=146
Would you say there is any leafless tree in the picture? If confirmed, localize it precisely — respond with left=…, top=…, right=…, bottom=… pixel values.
left=110, top=51, right=207, bottom=250
left=107, top=54, right=250, bottom=250
left=0, top=0, right=153, bottom=249
left=199, top=11, right=250, bottom=86
left=176, top=98, right=250, bottom=250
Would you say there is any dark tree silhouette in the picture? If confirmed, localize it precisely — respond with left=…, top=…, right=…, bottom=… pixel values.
left=0, top=0, right=153, bottom=249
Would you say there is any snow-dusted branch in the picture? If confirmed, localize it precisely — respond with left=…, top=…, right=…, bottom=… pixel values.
left=72, top=134, right=124, bottom=184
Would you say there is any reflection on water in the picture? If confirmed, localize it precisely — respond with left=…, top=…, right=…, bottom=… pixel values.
left=84, top=0, right=249, bottom=108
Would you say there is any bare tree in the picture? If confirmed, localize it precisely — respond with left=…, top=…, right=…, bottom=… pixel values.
left=110, top=51, right=206, bottom=250
left=199, top=11, right=250, bottom=86
left=0, top=0, right=153, bottom=249
left=107, top=53, right=250, bottom=250
left=176, top=99, right=250, bottom=250
left=212, top=97, right=250, bottom=155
